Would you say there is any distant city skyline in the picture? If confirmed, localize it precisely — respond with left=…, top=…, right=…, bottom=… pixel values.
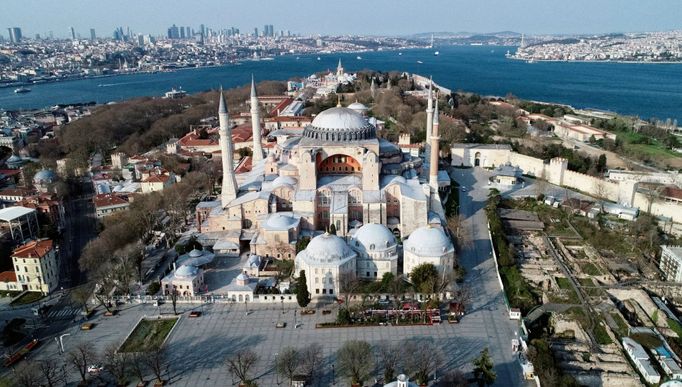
left=1, top=0, right=681, bottom=39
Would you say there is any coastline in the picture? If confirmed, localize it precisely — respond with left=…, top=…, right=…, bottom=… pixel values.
left=508, top=56, right=682, bottom=64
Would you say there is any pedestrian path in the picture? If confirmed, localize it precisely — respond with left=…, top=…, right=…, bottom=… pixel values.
left=46, top=305, right=81, bottom=320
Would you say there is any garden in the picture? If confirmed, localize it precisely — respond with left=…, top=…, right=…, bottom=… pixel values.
left=119, top=317, right=178, bottom=352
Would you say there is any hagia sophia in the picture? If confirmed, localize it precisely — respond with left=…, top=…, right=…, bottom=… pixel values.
left=184, top=70, right=454, bottom=298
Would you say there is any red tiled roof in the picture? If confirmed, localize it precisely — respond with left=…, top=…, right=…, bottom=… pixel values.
left=13, top=239, right=53, bottom=259
left=0, top=169, right=22, bottom=177
left=0, top=187, right=35, bottom=198
left=265, top=116, right=312, bottom=123
left=232, top=124, right=254, bottom=143
left=143, top=174, right=171, bottom=183
left=662, top=186, right=682, bottom=200
left=270, top=98, right=294, bottom=116
left=235, top=156, right=252, bottom=174
left=93, top=193, right=129, bottom=208
left=0, top=271, right=16, bottom=282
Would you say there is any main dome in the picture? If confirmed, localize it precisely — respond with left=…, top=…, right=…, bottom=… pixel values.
left=303, top=107, right=376, bottom=142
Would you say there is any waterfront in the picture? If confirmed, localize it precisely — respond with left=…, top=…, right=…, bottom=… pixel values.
left=2, top=45, right=682, bottom=121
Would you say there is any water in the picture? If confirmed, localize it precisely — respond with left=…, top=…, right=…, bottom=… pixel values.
left=2, top=45, right=682, bottom=121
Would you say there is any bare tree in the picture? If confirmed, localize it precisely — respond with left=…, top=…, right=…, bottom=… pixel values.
left=143, top=346, right=167, bottom=384
left=337, top=340, right=375, bottom=386
left=339, top=271, right=362, bottom=307
left=299, top=342, right=323, bottom=383
left=644, top=185, right=663, bottom=214
left=37, top=358, right=65, bottom=387
left=403, top=339, right=444, bottom=385
left=226, top=349, right=260, bottom=385
left=103, top=344, right=132, bottom=386
left=593, top=179, right=610, bottom=213
left=275, top=347, right=300, bottom=384
left=170, top=289, right=179, bottom=315
left=112, top=242, right=143, bottom=295
left=131, top=353, right=148, bottom=386
left=68, top=342, right=97, bottom=384
left=71, top=284, right=93, bottom=314
left=376, top=341, right=404, bottom=383
left=14, top=362, right=41, bottom=387
left=452, top=283, right=472, bottom=315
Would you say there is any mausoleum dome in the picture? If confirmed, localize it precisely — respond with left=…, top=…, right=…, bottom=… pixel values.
left=351, top=223, right=396, bottom=252
left=302, top=232, right=355, bottom=262
left=404, top=226, right=454, bottom=257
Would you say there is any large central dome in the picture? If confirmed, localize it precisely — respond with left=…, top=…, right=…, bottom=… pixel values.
left=303, top=107, right=376, bottom=142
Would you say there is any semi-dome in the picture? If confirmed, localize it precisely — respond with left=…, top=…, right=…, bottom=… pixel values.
left=404, top=226, right=454, bottom=257
left=303, top=107, right=376, bottom=142
left=271, top=175, right=297, bottom=189
left=33, top=169, right=57, bottom=184
left=175, top=265, right=199, bottom=278
left=302, top=232, right=356, bottom=262
left=351, top=223, right=396, bottom=251
left=265, top=213, right=298, bottom=230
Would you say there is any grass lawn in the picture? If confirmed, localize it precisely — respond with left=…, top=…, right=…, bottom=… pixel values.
left=668, top=318, right=682, bottom=337
left=594, top=322, right=613, bottom=345
left=553, top=277, right=580, bottom=304
left=610, top=312, right=630, bottom=337
left=119, top=317, right=178, bottom=352
left=10, top=292, right=44, bottom=305
left=556, top=277, right=572, bottom=290
left=580, top=262, right=602, bottom=276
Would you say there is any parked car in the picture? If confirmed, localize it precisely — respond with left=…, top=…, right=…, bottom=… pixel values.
left=87, top=364, right=104, bottom=374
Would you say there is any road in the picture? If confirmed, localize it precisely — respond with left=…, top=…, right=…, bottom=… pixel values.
left=452, top=167, right=529, bottom=386
left=60, top=179, right=96, bottom=288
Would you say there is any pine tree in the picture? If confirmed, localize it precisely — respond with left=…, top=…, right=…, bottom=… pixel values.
left=473, top=347, right=496, bottom=386
left=296, top=270, right=311, bottom=308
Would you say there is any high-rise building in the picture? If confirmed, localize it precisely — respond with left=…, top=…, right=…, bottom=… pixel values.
left=70, top=26, right=76, bottom=40
left=180, top=26, right=185, bottom=39
left=186, top=27, right=191, bottom=38
left=167, top=24, right=180, bottom=39
left=90, top=28, right=96, bottom=41
left=7, top=27, right=22, bottom=43
left=254, top=27, right=258, bottom=37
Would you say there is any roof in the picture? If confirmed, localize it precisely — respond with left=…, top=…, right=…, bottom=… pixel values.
left=13, top=239, right=53, bottom=259
left=93, top=193, right=129, bottom=208
left=0, top=271, right=16, bottom=282
left=143, top=174, right=172, bottom=183
left=0, top=187, right=34, bottom=198
left=0, top=206, right=35, bottom=221
left=404, top=226, right=454, bottom=257
left=662, top=186, right=682, bottom=200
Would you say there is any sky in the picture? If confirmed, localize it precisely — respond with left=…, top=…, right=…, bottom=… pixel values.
left=1, top=0, right=681, bottom=38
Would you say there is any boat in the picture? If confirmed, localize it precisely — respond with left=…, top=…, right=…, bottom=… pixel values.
left=164, top=88, right=186, bottom=99
left=526, top=59, right=536, bottom=64
left=434, top=51, right=440, bottom=56
left=14, top=87, right=31, bottom=94
left=316, top=57, right=321, bottom=61
left=398, top=52, right=403, bottom=56
left=356, top=56, right=362, bottom=60
left=416, top=60, right=423, bottom=64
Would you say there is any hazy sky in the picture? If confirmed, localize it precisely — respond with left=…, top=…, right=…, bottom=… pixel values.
left=1, top=0, right=681, bottom=38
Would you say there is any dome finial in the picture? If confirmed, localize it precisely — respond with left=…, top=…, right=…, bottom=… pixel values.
left=336, top=94, right=342, bottom=107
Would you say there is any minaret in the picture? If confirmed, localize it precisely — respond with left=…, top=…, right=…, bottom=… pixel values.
left=387, top=78, right=392, bottom=91
left=250, top=75, right=264, bottom=163
left=429, top=95, right=440, bottom=190
left=336, top=59, right=343, bottom=77
left=219, top=88, right=238, bottom=205
left=425, top=77, right=434, bottom=158
left=370, top=77, right=376, bottom=99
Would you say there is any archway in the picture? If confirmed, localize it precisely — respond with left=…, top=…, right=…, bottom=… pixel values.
left=474, top=152, right=481, bottom=167
left=316, top=154, right=362, bottom=175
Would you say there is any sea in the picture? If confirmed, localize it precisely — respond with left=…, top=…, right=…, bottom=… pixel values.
left=2, top=45, right=682, bottom=121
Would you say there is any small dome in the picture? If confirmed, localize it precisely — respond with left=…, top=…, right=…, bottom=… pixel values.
left=272, top=175, right=297, bottom=189
left=236, top=273, right=249, bottom=281
left=247, top=254, right=261, bottom=267
left=351, top=223, right=396, bottom=251
left=33, top=169, right=57, bottom=184
left=404, top=226, right=454, bottom=257
left=348, top=101, right=368, bottom=113
left=302, top=233, right=355, bottom=262
left=175, top=265, right=198, bottom=278
left=265, top=213, right=298, bottom=230
left=188, top=249, right=203, bottom=258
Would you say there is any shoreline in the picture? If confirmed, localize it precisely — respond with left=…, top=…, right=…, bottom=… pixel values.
left=507, top=56, right=682, bottom=64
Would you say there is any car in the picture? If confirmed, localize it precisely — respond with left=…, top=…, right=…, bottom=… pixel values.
left=87, top=364, right=104, bottom=374
left=189, top=311, right=201, bottom=318
left=461, top=187, right=467, bottom=192
left=275, top=321, right=286, bottom=328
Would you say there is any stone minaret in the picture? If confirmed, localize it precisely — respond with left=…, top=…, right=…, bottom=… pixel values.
left=429, top=95, right=440, bottom=190
left=425, top=77, right=434, bottom=159
left=219, top=88, right=238, bottom=205
left=250, top=75, right=264, bottom=163
left=336, top=59, right=344, bottom=77
left=370, top=77, right=376, bottom=99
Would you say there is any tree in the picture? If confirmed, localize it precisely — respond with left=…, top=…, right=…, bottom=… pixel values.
left=170, top=288, right=179, bottom=315
left=299, top=342, right=323, bottom=383
left=472, top=348, right=496, bottom=386
left=68, top=342, right=97, bottom=385
left=143, top=346, right=167, bottom=384
left=376, top=341, right=404, bottom=383
left=403, top=339, right=444, bottom=385
left=410, top=263, right=439, bottom=293
left=36, top=359, right=65, bottom=387
left=103, top=344, right=131, bottom=386
left=596, top=154, right=607, bottom=173
left=339, top=271, right=361, bottom=307
left=131, top=353, right=148, bottom=386
left=226, top=349, right=260, bottom=385
left=71, top=285, right=92, bottom=314
left=296, top=270, right=311, bottom=308
left=329, top=223, right=337, bottom=235
left=275, top=347, right=300, bottom=384
left=337, top=340, right=374, bottom=385
left=14, top=362, right=41, bottom=387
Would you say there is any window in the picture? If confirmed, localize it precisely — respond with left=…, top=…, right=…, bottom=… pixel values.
left=322, top=289, right=327, bottom=294
left=315, top=289, right=320, bottom=294
left=374, top=272, right=377, bottom=277
left=366, top=272, right=370, bottom=277
left=329, top=289, right=333, bottom=295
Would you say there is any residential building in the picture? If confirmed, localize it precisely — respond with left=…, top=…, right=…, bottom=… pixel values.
left=12, top=239, right=59, bottom=294
left=0, top=271, right=18, bottom=291
left=141, top=172, right=175, bottom=193
left=93, top=193, right=130, bottom=218
left=660, top=245, right=682, bottom=282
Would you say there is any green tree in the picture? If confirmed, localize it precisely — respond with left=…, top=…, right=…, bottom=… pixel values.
left=329, top=223, right=337, bottom=235
left=597, top=154, right=607, bottom=173
left=410, top=263, right=439, bottom=293
left=472, top=348, right=496, bottom=386
left=296, top=270, right=311, bottom=308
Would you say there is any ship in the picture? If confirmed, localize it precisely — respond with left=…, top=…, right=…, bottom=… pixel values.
left=14, top=87, right=31, bottom=94
left=434, top=51, right=440, bottom=56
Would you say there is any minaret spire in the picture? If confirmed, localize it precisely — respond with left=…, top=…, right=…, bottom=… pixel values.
left=219, top=87, right=238, bottom=205
left=429, top=93, right=440, bottom=190
left=250, top=75, right=264, bottom=163
left=425, top=76, right=434, bottom=159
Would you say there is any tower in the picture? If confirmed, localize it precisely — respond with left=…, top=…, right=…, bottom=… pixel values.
left=250, top=75, right=264, bottom=163
left=336, top=59, right=344, bottom=77
left=429, top=95, right=440, bottom=190
left=370, top=77, right=376, bottom=99
left=425, top=76, right=434, bottom=158
left=219, top=88, right=238, bottom=205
